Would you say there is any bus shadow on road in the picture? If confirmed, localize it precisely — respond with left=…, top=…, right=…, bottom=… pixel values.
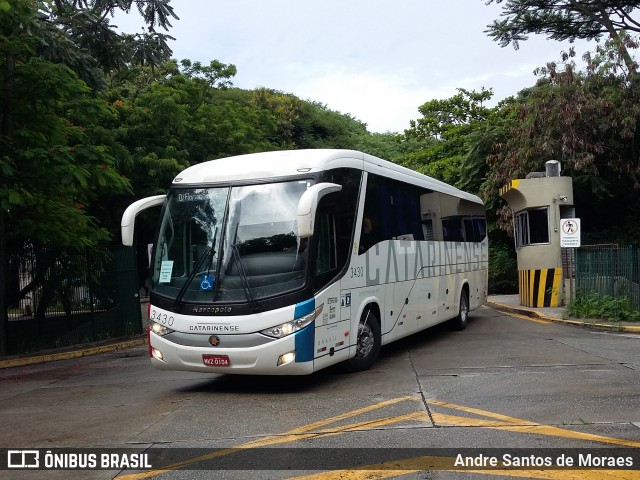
left=175, top=364, right=348, bottom=394
left=175, top=320, right=474, bottom=395
left=378, top=319, right=470, bottom=359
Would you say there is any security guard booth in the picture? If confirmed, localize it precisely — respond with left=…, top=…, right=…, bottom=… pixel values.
left=499, top=161, right=575, bottom=307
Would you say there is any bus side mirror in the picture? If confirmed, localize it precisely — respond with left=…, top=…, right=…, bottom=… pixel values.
left=121, top=195, right=166, bottom=246
left=297, top=183, right=342, bottom=238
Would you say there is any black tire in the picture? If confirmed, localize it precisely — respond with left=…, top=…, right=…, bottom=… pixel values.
left=450, top=288, right=469, bottom=331
left=343, top=309, right=381, bottom=372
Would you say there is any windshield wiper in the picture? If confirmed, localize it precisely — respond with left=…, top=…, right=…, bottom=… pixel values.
left=231, top=244, right=260, bottom=312
left=172, top=228, right=218, bottom=311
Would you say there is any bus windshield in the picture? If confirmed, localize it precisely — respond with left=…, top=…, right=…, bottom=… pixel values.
left=151, top=179, right=313, bottom=304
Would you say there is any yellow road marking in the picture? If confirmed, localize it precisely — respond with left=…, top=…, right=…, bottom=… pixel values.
left=430, top=399, right=533, bottom=424
left=429, top=400, right=640, bottom=448
left=462, top=469, right=639, bottom=480
left=433, top=412, right=530, bottom=428
left=495, top=424, right=640, bottom=448
left=505, top=311, right=552, bottom=324
left=434, top=412, right=640, bottom=448
left=118, top=395, right=640, bottom=480
left=117, top=396, right=421, bottom=479
left=290, top=457, right=639, bottom=480
left=290, top=456, right=454, bottom=480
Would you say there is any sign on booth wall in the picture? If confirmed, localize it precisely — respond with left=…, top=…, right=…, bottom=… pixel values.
left=560, top=218, right=581, bottom=248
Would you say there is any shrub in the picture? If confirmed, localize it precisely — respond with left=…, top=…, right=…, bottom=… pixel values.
left=488, top=243, right=518, bottom=294
left=568, top=291, right=640, bottom=322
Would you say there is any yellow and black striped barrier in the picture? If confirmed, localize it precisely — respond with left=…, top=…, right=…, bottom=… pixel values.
left=499, top=179, right=521, bottom=197
left=518, top=268, right=562, bottom=307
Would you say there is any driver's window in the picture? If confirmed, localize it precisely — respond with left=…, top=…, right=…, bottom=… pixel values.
left=315, top=209, right=337, bottom=276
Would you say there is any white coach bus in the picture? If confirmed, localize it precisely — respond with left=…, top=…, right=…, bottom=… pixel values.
left=121, top=149, right=488, bottom=375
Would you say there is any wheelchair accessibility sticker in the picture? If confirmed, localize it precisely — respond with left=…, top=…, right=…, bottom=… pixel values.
left=200, top=274, right=214, bottom=291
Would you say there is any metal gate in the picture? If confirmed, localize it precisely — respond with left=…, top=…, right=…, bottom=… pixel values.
left=575, top=244, right=640, bottom=310
left=3, top=245, right=142, bottom=356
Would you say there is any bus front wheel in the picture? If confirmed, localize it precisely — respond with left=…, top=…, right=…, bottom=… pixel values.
left=344, top=309, right=381, bottom=372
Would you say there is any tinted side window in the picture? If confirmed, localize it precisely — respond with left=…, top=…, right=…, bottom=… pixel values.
left=441, top=194, right=486, bottom=243
left=390, top=181, right=423, bottom=241
left=360, top=174, right=389, bottom=253
left=360, top=174, right=429, bottom=254
left=359, top=174, right=486, bottom=253
left=515, top=208, right=549, bottom=246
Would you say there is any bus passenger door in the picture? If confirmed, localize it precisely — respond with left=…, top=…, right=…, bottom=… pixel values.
left=313, top=283, right=351, bottom=371
left=312, top=206, right=352, bottom=370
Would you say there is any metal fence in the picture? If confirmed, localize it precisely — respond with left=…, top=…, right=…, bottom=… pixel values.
left=575, top=244, right=640, bottom=310
left=3, top=245, right=142, bottom=356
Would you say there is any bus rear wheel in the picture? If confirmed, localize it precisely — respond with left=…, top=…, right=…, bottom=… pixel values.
left=450, top=288, right=469, bottom=331
left=343, top=309, right=381, bottom=372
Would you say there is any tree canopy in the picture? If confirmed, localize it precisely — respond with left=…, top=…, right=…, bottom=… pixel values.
left=2, top=3, right=114, bottom=246
left=486, top=0, right=640, bottom=71
left=1, top=0, right=179, bottom=250
left=40, top=0, right=178, bottom=86
left=401, top=88, right=495, bottom=187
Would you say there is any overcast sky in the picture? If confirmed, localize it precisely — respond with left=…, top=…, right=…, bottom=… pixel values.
left=115, top=0, right=592, bottom=133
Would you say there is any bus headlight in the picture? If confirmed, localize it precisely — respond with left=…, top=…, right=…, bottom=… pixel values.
left=260, top=305, right=323, bottom=339
left=277, top=351, right=295, bottom=366
left=149, top=319, right=175, bottom=336
left=152, top=347, right=165, bottom=362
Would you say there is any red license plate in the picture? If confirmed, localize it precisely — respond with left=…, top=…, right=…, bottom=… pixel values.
left=202, top=354, right=230, bottom=367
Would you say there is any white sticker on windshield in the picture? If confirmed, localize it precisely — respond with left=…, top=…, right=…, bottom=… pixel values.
left=159, top=260, right=174, bottom=283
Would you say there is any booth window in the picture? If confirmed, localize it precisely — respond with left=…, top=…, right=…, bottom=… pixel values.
left=515, top=208, right=549, bottom=247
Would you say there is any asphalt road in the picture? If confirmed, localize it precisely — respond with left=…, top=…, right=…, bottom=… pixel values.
left=1, top=304, right=639, bottom=480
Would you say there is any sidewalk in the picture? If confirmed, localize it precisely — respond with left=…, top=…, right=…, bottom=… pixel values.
left=487, top=294, right=640, bottom=333
left=0, top=336, right=147, bottom=370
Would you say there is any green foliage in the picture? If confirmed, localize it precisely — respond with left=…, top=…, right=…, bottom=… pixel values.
left=99, top=67, right=382, bottom=241
left=0, top=0, right=185, bottom=254
left=459, top=105, right=515, bottom=199
left=408, top=87, right=494, bottom=139
left=291, top=100, right=369, bottom=149
left=41, top=0, right=178, bottom=79
left=400, top=88, right=495, bottom=191
left=353, top=132, right=413, bottom=163
left=568, top=291, right=640, bottom=322
left=487, top=229, right=518, bottom=294
left=1, top=4, right=133, bottom=247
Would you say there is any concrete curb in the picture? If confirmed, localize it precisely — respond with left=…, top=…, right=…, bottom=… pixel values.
left=0, top=337, right=148, bottom=370
left=486, top=300, right=640, bottom=334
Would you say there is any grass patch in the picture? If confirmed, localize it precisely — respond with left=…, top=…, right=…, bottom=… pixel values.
left=568, top=291, right=640, bottom=322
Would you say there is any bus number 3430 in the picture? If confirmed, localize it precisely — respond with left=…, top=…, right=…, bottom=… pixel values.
left=150, top=309, right=174, bottom=326
left=350, top=266, right=364, bottom=278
